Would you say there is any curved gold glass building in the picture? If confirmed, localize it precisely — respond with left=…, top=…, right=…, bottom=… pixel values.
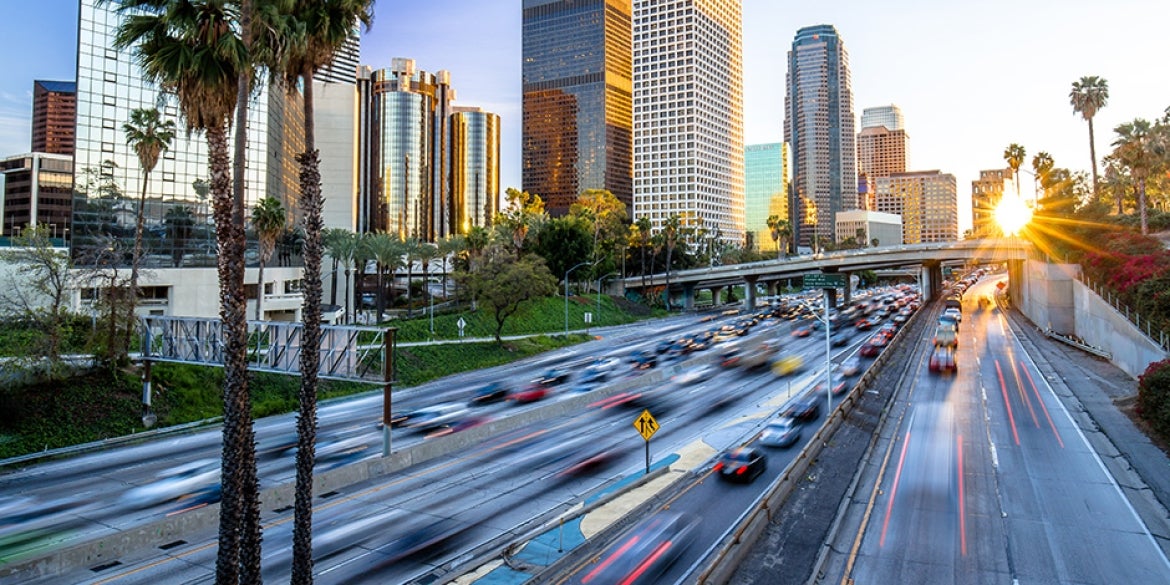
left=450, top=107, right=500, bottom=234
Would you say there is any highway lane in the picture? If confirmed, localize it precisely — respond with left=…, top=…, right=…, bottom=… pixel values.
left=835, top=278, right=1170, bottom=584
left=0, top=315, right=712, bottom=567
left=30, top=298, right=876, bottom=584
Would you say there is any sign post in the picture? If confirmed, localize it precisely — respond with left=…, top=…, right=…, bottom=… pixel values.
left=633, top=409, right=659, bottom=475
left=457, top=317, right=466, bottom=340
left=803, top=273, right=845, bottom=416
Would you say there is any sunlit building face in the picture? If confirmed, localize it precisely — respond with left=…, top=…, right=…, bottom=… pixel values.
left=450, top=108, right=500, bottom=233
left=522, top=0, right=633, bottom=216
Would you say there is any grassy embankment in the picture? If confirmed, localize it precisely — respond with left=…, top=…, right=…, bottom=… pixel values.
left=0, top=294, right=662, bottom=460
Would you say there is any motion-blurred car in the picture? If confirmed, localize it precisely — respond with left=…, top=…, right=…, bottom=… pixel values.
left=510, top=383, right=551, bottom=403
left=814, top=374, right=849, bottom=396
left=791, top=325, right=814, bottom=338
left=630, top=349, right=658, bottom=369
left=758, top=417, right=801, bottom=448
left=771, top=353, right=804, bottom=377
left=943, top=307, right=963, bottom=323
left=739, top=342, right=779, bottom=369
left=784, top=392, right=821, bottom=420
left=859, top=341, right=882, bottom=358
left=537, top=368, right=571, bottom=386
left=929, top=346, right=957, bottom=373
left=120, top=458, right=221, bottom=509
left=404, top=404, right=471, bottom=433
left=673, top=365, right=713, bottom=385
left=470, top=382, right=510, bottom=405
left=719, top=343, right=744, bottom=368
left=580, top=512, right=699, bottom=585
left=933, top=324, right=958, bottom=348
left=840, top=356, right=863, bottom=377
left=713, top=447, right=767, bottom=483
left=830, top=330, right=852, bottom=347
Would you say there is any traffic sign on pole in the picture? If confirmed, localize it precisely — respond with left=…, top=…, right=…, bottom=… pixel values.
left=633, top=409, right=659, bottom=475
left=457, top=317, right=467, bottom=338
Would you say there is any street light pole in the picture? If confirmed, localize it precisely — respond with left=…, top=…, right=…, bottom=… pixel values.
left=824, top=288, right=833, bottom=414
left=565, top=261, right=591, bottom=338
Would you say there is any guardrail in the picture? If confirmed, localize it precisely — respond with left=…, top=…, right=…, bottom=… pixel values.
left=1044, top=328, right=1112, bottom=359
left=693, top=297, right=929, bottom=584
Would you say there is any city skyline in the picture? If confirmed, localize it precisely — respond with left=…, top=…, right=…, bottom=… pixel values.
left=3, top=1, right=1169, bottom=236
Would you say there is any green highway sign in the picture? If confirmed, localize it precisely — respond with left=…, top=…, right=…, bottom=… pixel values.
left=803, top=273, right=847, bottom=289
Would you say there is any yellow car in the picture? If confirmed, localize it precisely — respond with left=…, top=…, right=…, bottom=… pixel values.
left=772, top=354, right=804, bottom=377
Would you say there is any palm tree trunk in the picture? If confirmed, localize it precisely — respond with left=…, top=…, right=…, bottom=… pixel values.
left=210, top=122, right=257, bottom=585
left=665, top=246, right=673, bottom=311
left=1088, top=117, right=1100, bottom=201
left=254, top=257, right=265, bottom=321
left=329, top=255, right=339, bottom=307
left=343, top=267, right=352, bottom=324
left=291, top=69, right=324, bottom=585
left=406, top=260, right=413, bottom=317
left=127, top=173, right=149, bottom=358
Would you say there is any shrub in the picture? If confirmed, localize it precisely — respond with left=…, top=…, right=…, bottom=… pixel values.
left=1138, top=359, right=1170, bottom=441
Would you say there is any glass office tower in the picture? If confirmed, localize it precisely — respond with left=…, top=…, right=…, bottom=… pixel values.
left=450, top=107, right=500, bottom=234
left=522, top=0, right=633, bottom=216
left=72, top=0, right=285, bottom=267
left=745, top=143, right=788, bottom=253
left=785, top=24, right=857, bottom=250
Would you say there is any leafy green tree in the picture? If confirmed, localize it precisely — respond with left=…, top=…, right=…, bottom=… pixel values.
left=1004, top=143, right=1027, bottom=199
left=250, top=197, right=287, bottom=320
left=0, top=225, right=73, bottom=370
left=456, top=251, right=557, bottom=342
left=437, top=235, right=465, bottom=299
left=123, top=107, right=175, bottom=356
left=662, top=214, right=681, bottom=310
left=401, top=237, right=421, bottom=315
left=631, top=216, right=652, bottom=289
left=108, top=1, right=259, bottom=575
left=569, top=189, right=628, bottom=277
left=1070, top=76, right=1109, bottom=199
left=494, top=188, right=546, bottom=255
left=533, top=216, right=594, bottom=286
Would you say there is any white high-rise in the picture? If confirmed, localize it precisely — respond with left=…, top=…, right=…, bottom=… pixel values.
left=633, top=0, right=744, bottom=244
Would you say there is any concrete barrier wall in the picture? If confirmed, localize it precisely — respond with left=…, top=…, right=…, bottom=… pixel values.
left=1015, top=259, right=1167, bottom=379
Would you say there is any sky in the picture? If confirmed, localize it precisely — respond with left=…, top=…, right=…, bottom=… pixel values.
left=3, top=0, right=1169, bottom=235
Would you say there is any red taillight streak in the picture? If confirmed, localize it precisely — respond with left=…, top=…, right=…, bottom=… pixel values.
left=712, top=462, right=723, bottom=472
left=1009, top=358, right=1039, bottom=427
left=1020, top=360, right=1064, bottom=448
left=879, top=429, right=911, bottom=548
left=995, top=360, right=1020, bottom=445
left=582, top=535, right=642, bottom=584
left=619, top=541, right=673, bottom=585
left=736, top=466, right=747, bottom=475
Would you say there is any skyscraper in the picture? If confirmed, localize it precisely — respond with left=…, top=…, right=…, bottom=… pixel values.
left=745, top=143, right=788, bottom=253
left=522, top=0, right=633, bottom=216
left=364, top=58, right=455, bottom=241
left=450, top=107, right=500, bottom=233
left=31, top=80, right=76, bottom=156
left=785, top=24, right=857, bottom=250
left=972, top=168, right=1015, bottom=238
left=875, top=170, right=958, bottom=244
left=633, top=0, right=744, bottom=244
left=857, top=126, right=908, bottom=179
left=860, top=104, right=904, bottom=131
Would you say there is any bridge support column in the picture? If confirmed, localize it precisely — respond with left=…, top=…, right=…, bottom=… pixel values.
left=743, top=275, right=759, bottom=309
left=711, top=285, right=724, bottom=306
left=921, top=260, right=944, bottom=300
left=843, top=273, right=853, bottom=305
left=682, top=283, right=696, bottom=311
left=767, top=281, right=778, bottom=298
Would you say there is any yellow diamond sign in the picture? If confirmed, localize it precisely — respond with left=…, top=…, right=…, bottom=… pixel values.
left=633, top=409, right=659, bottom=441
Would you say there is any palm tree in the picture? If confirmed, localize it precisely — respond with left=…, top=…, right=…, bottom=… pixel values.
left=1003, top=143, right=1026, bottom=199
left=1070, top=76, right=1109, bottom=199
left=634, top=216, right=651, bottom=290
left=766, top=215, right=791, bottom=259
left=1032, top=151, right=1054, bottom=203
left=401, top=237, right=421, bottom=316
left=1112, top=119, right=1161, bottom=235
left=417, top=242, right=440, bottom=319
left=165, top=205, right=195, bottom=267
left=324, top=228, right=357, bottom=313
left=108, top=1, right=259, bottom=580
left=662, top=215, right=681, bottom=311
left=365, top=232, right=402, bottom=322
left=251, top=197, right=287, bottom=320
left=353, top=232, right=374, bottom=319
left=437, top=235, right=465, bottom=300
left=273, top=2, right=375, bottom=578
left=123, top=107, right=175, bottom=356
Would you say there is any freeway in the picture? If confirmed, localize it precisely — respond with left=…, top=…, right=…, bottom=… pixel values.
left=5, top=289, right=896, bottom=584
left=815, top=278, right=1170, bottom=584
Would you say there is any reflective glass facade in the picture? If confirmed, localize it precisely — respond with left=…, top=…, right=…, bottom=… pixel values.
left=1, top=154, right=74, bottom=240
left=73, top=0, right=289, bottom=267
left=632, top=0, right=744, bottom=245
left=32, top=80, right=76, bottom=156
left=367, top=59, right=454, bottom=241
left=450, top=108, right=500, bottom=233
left=523, top=0, right=633, bottom=216
left=785, top=24, right=857, bottom=249
left=744, top=143, right=787, bottom=252
left=860, top=104, right=904, bottom=131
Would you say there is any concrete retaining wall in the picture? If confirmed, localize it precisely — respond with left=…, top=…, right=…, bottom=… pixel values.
left=1016, top=259, right=1167, bottom=379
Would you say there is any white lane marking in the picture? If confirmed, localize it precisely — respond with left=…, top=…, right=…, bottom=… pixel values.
left=1008, top=323, right=1170, bottom=572
left=990, top=441, right=999, bottom=469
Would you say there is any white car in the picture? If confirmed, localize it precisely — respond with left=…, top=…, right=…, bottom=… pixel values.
left=120, top=458, right=220, bottom=509
left=403, top=404, right=470, bottom=433
left=943, top=307, right=962, bottom=323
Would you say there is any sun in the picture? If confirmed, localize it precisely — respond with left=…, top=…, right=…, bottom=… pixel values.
left=995, top=195, right=1033, bottom=236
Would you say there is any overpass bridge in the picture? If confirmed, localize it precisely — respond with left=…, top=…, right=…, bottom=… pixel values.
left=620, top=238, right=1033, bottom=309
